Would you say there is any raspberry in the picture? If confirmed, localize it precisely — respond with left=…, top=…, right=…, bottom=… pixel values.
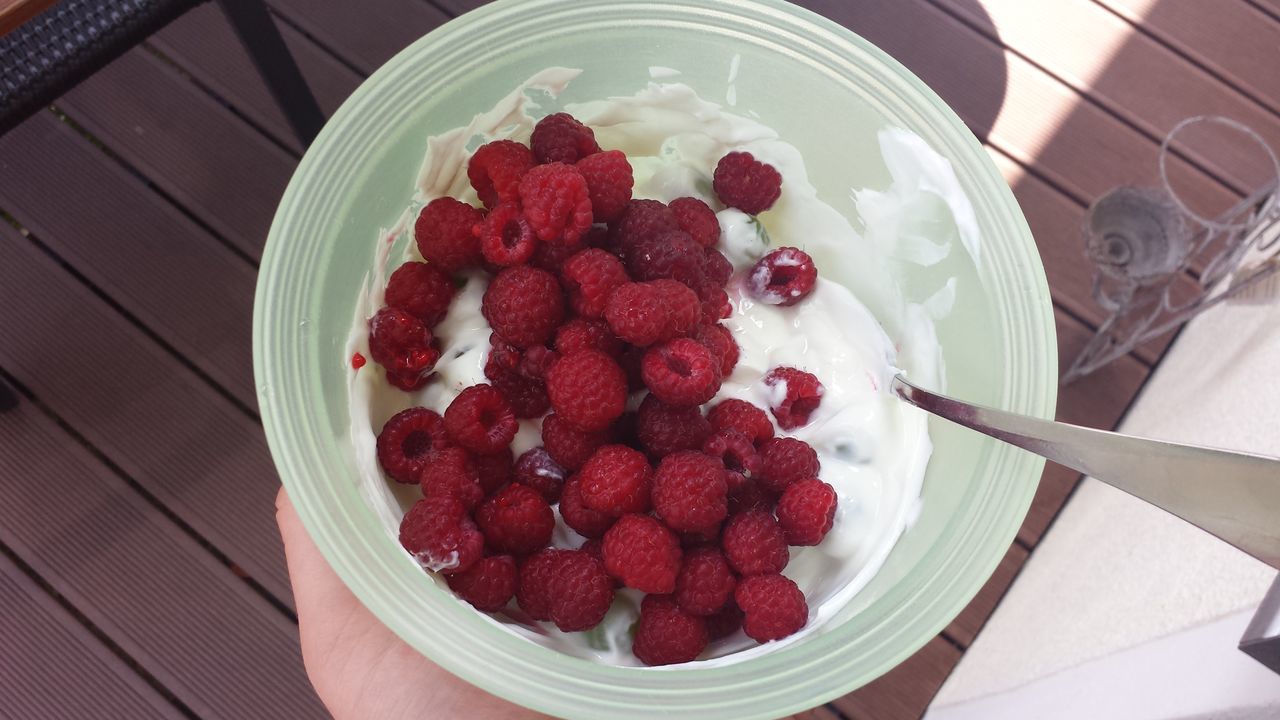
left=484, top=350, right=550, bottom=418
left=518, top=163, right=593, bottom=246
left=578, top=537, right=604, bottom=560
left=652, top=451, right=728, bottom=533
left=415, top=197, right=484, bottom=271
left=443, top=384, right=517, bottom=454
left=707, top=399, right=773, bottom=445
left=468, top=139, right=533, bottom=208
left=691, top=323, right=739, bottom=378
left=399, top=495, right=484, bottom=575
left=602, top=514, right=682, bottom=593
left=604, top=281, right=682, bottom=347
left=541, top=413, right=613, bottom=471
left=516, top=548, right=570, bottom=620
left=368, top=307, right=440, bottom=386
left=748, top=247, right=817, bottom=306
left=530, top=112, right=600, bottom=165
left=561, top=248, right=630, bottom=319
left=702, top=248, right=733, bottom=286
left=476, top=484, right=555, bottom=556
left=654, top=280, right=703, bottom=336
left=777, top=479, right=837, bottom=546
left=726, top=474, right=775, bottom=515
left=608, top=199, right=679, bottom=254
left=482, top=266, right=565, bottom=348
left=376, top=407, right=450, bottom=483
left=475, top=202, right=539, bottom=267
left=712, top=151, right=782, bottom=215
left=554, top=318, right=624, bottom=357
left=575, top=150, right=634, bottom=223
left=705, top=600, right=744, bottom=640
left=579, top=445, right=653, bottom=516
left=420, top=446, right=483, bottom=510
left=548, top=550, right=615, bottom=632
left=697, top=283, right=732, bottom=323
left=474, top=448, right=514, bottom=495
left=384, top=261, right=456, bottom=328
left=544, top=350, right=627, bottom=432
left=632, top=595, right=709, bottom=666
left=721, top=510, right=789, bottom=576
left=642, top=338, right=721, bottom=407
left=635, top=393, right=712, bottom=459
left=517, top=345, right=560, bottom=381
left=674, top=547, right=736, bottom=616
left=756, top=437, right=820, bottom=494
left=702, top=429, right=761, bottom=477
left=559, top=476, right=615, bottom=539
left=625, top=230, right=707, bottom=289
left=761, top=367, right=825, bottom=430
left=513, top=447, right=566, bottom=503
left=446, top=554, right=517, bottom=611
left=669, top=197, right=720, bottom=248
left=735, top=574, right=807, bottom=642
left=529, top=236, right=584, bottom=273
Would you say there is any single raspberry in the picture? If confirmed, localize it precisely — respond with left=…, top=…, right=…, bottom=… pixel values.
left=559, top=476, right=616, bottom=539
left=368, top=307, right=440, bottom=385
left=554, top=318, right=624, bottom=357
left=415, top=197, right=484, bottom=271
left=419, top=446, right=483, bottom=510
left=635, top=393, right=712, bottom=459
left=484, top=351, right=550, bottom=418
left=632, top=595, right=709, bottom=666
left=691, top=323, right=739, bottom=378
left=705, top=600, right=744, bottom=640
left=652, top=451, right=728, bottom=533
left=578, top=445, right=653, bottom=516
left=482, top=266, right=565, bottom=349
left=513, top=447, right=566, bottom=503
left=476, top=484, right=555, bottom=556
left=608, top=199, right=680, bottom=254
left=541, top=413, right=613, bottom=471
left=642, top=338, right=721, bottom=407
left=712, top=151, right=782, bottom=215
left=702, top=429, right=761, bottom=477
left=654, top=280, right=703, bottom=337
left=762, top=367, right=825, bottom=430
left=443, top=384, right=517, bottom=454
left=376, top=407, right=450, bottom=484
left=708, top=399, right=773, bottom=445
left=748, top=247, right=817, bottom=306
left=517, top=345, right=560, bottom=380
left=547, top=550, right=615, bottom=632
left=721, top=510, right=789, bottom=576
left=468, top=139, right=533, bottom=208
left=702, top=248, right=733, bottom=286
left=726, top=473, right=776, bottom=515
left=625, top=230, right=707, bottom=289
left=516, top=548, right=571, bottom=620
left=674, top=547, right=736, bottom=616
left=474, top=448, right=514, bottom=495
left=604, top=282, right=671, bottom=347
left=602, top=514, right=682, bottom=593
left=561, top=248, right=630, bottom=319
left=399, top=495, right=484, bottom=575
left=735, top=574, right=807, bottom=642
left=475, top=202, right=539, bottom=267
left=777, top=479, right=838, bottom=546
left=446, top=554, right=517, bottom=611
left=384, top=261, right=456, bottom=328
left=756, top=437, right=820, bottom=494
left=578, top=537, right=604, bottom=560
left=669, top=197, right=720, bottom=248
left=546, top=350, right=627, bottom=432
left=575, top=150, right=633, bottom=223
left=697, top=283, right=732, bottom=323
left=518, top=162, right=593, bottom=246
left=530, top=236, right=584, bottom=273
left=530, top=112, right=600, bottom=165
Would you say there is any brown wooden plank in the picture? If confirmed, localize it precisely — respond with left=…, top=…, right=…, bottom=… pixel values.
left=0, top=553, right=181, bottom=719
left=941, top=541, right=1028, bottom=647
left=433, top=0, right=484, bottom=15
left=0, top=220, right=290, bottom=605
left=0, top=392, right=325, bottom=717
left=0, top=0, right=52, bottom=36
left=790, top=705, right=846, bottom=720
left=832, top=636, right=961, bottom=720
left=265, top=0, right=450, bottom=74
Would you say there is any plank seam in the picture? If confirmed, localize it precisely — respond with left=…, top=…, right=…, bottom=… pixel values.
left=262, top=2, right=368, bottom=77
left=1244, top=0, right=1280, bottom=25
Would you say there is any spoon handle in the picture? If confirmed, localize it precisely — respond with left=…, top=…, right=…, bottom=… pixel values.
left=891, top=375, right=1280, bottom=569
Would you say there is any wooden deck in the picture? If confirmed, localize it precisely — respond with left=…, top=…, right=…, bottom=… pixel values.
left=1, top=0, right=1274, bottom=717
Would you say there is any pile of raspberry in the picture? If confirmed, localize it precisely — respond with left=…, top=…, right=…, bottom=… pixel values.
left=365, top=112, right=834, bottom=666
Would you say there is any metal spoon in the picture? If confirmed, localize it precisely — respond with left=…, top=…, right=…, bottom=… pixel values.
left=891, top=374, right=1280, bottom=569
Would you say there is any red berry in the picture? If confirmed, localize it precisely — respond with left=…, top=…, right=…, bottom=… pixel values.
left=721, top=510, right=789, bottom=576
left=575, top=150, right=634, bottom=223
left=578, top=445, right=653, bottom=516
left=669, top=196, right=720, bottom=248
left=705, top=600, right=744, bottom=640
left=376, top=407, right=450, bottom=483
left=474, top=448, right=514, bottom=496
left=702, top=429, right=761, bottom=477
left=541, top=413, right=612, bottom=471
left=419, top=446, right=483, bottom=510
left=708, top=399, right=773, bottom=445
left=443, top=384, right=517, bottom=454
left=735, top=574, right=807, bottom=642
left=625, top=230, right=707, bottom=288
left=727, top=474, right=776, bottom=515
left=777, top=479, right=838, bottom=546
left=642, top=338, right=721, bottom=407
left=351, top=352, right=367, bottom=370
left=702, top=247, right=733, bottom=286
left=762, top=367, right=825, bottom=430
left=633, top=595, right=709, bottom=666
left=559, top=476, right=616, bottom=539
left=652, top=451, right=728, bottom=533
left=756, top=437, right=820, bottom=494
left=415, top=197, right=484, bottom=272
left=513, top=447, right=566, bottom=503
left=516, top=548, right=570, bottom=620
left=608, top=199, right=679, bottom=255
left=546, top=350, right=627, bottom=431
left=603, top=282, right=670, bottom=347
left=368, top=307, right=440, bottom=385
left=713, top=151, right=782, bottom=215
left=691, top=323, right=739, bottom=378
left=674, top=547, right=736, bottom=616
left=548, top=550, right=615, bottom=632
left=562, top=248, right=630, bottom=319
left=697, top=283, right=732, bottom=323
left=476, top=484, right=555, bottom=556
left=482, top=266, right=565, bottom=349
left=385, top=261, right=456, bottom=328
left=578, top=537, right=604, bottom=560
left=468, top=139, right=533, bottom=208
left=476, top=202, right=539, bottom=267
left=530, top=112, right=600, bottom=165
left=484, top=350, right=550, bottom=419
left=555, top=318, right=624, bottom=357
left=602, top=514, right=682, bottom=593
left=748, top=247, right=817, bottom=306
left=635, top=393, right=712, bottom=459
left=653, top=280, right=703, bottom=337
left=399, top=495, right=484, bottom=575
left=517, top=345, right=560, bottom=381
left=529, top=236, right=584, bottom=273
left=518, top=162, right=593, bottom=246
left=447, top=555, right=517, bottom=611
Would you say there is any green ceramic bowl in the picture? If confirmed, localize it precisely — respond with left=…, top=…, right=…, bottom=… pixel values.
left=253, top=1, right=1055, bottom=717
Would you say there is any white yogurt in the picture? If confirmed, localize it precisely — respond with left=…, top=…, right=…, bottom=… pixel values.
left=346, top=69, right=972, bottom=667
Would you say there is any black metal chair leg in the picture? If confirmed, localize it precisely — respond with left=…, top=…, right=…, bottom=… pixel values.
left=216, top=0, right=324, bottom=145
